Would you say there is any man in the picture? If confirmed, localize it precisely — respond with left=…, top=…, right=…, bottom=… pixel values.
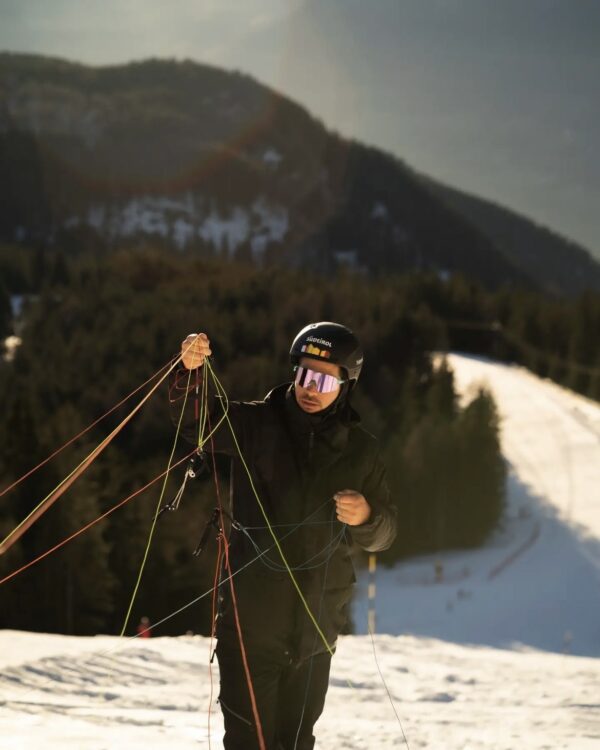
left=136, top=615, right=152, bottom=638
left=171, top=322, right=396, bottom=750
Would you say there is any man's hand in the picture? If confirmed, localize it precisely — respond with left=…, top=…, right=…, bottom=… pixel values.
left=181, top=333, right=212, bottom=370
left=334, top=490, right=371, bottom=526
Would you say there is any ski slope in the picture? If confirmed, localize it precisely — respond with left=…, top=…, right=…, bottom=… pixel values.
left=0, top=629, right=598, bottom=750
left=354, top=353, right=600, bottom=657
left=1, top=354, right=599, bottom=748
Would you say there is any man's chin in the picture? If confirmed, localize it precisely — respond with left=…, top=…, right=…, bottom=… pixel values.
left=299, top=398, right=321, bottom=412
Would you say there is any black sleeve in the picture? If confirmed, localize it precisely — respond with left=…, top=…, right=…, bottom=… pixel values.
left=349, top=449, right=397, bottom=552
left=168, top=364, right=245, bottom=456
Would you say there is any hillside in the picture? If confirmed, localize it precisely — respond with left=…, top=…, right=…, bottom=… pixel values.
left=354, top=353, right=600, bottom=657
left=423, top=177, right=600, bottom=296
left=2, top=53, right=599, bottom=293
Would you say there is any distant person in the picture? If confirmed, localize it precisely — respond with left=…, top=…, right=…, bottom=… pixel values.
left=136, top=616, right=152, bottom=638
left=171, top=322, right=397, bottom=750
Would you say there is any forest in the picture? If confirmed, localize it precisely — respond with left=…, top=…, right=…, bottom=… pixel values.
left=0, top=245, right=518, bottom=636
left=1, top=240, right=600, bottom=636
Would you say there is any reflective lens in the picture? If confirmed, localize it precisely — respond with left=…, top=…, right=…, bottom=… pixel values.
left=294, top=366, right=344, bottom=393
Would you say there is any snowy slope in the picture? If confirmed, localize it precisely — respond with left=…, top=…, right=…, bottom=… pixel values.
left=1, top=630, right=599, bottom=750
left=447, top=354, right=600, bottom=538
left=1, top=354, right=600, bottom=748
left=354, top=354, right=600, bottom=656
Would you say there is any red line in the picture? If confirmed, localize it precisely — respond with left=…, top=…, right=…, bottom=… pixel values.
left=0, top=449, right=196, bottom=587
left=207, top=535, right=223, bottom=750
left=220, top=534, right=267, bottom=750
left=206, top=400, right=267, bottom=750
left=0, top=357, right=176, bottom=499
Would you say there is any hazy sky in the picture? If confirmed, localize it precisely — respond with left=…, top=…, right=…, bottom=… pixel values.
left=1, top=0, right=599, bottom=256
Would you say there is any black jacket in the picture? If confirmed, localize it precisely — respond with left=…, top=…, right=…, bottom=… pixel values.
left=170, top=369, right=397, bottom=662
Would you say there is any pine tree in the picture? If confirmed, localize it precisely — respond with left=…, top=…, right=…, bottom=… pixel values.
left=457, top=388, right=505, bottom=546
left=0, top=282, right=11, bottom=340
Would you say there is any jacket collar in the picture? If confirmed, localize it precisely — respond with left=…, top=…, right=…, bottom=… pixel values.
left=264, top=382, right=361, bottom=429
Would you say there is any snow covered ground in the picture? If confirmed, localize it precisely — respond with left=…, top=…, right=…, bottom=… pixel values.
left=1, top=630, right=598, bottom=749
left=354, top=354, right=600, bottom=657
left=1, top=354, right=599, bottom=748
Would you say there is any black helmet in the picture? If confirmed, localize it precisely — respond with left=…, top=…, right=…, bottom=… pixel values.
left=290, top=322, right=363, bottom=382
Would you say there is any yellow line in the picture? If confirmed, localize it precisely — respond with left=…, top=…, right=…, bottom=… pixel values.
left=206, top=360, right=335, bottom=657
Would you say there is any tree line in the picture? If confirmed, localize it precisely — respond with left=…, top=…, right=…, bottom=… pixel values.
left=0, top=246, right=511, bottom=636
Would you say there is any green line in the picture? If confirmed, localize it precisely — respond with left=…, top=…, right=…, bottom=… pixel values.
left=119, top=365, right=194, bottom=637
left=205, top=360, right=335, bottom=657
left=118, top=356, right=228, bottom=637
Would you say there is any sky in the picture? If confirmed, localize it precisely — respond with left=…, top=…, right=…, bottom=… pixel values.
left=1, top=0, right=599, bottom=257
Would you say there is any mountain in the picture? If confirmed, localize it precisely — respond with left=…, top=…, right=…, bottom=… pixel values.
left=422, top=177, right=600, bottom=296
left=1, top=53, right=599, bottom=294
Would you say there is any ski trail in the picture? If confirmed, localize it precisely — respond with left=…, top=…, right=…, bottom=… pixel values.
left=353, top=354, right=600, bottom=656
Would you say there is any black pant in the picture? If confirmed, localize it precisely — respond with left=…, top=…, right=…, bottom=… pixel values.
left=216, top=639, right=332, bottom=750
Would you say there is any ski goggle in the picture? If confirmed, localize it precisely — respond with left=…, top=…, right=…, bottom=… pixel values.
left=294, top=365, right=345, bottom=393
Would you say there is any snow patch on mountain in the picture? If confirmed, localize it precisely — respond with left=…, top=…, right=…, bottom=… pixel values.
left=64, top=195, right=289, bottom=253
left=371, top=201, right=388, bottom=220
left=198, top=206, right=249, bottom=252
left=9, top=295, right=24, bottom=318
left=4, top=85, right=109, bottom=148
left=262, top=148, right=282, bottom=166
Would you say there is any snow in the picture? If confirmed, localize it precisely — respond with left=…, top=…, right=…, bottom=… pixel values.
left=173, top=217, right=196, bottom=249
left=121, top=198, right=170, bottom=238
left=446, top=354, right=600, bottom=544
left=251, top=197, right=288, bottom=243
left=262, top=148, right=283, bottom=166
left=333, top=250, right=359, bottom=269
left=87, top=205, right=106, bottom=231
left=6, top=88, right=106, bottom=149
left=371, top=201, right=388, bottom=220
left=75, top=195, right=289, bottom=253
left=14, top=226, right=27, bottom=242
left=2, top=335, right=22, bottom=362
left=1, top=630, right=598, bottom=749
left=199, top=207, right=250, bottom=253
left=3, top=296, right=25, bottom=359
left=1, top=353, right=599, bottom=748
left=9, top=295, right=24, bottom=318
left=353, top=354, right=600, bottom=657
left=250, top=234, right=268, bottom=261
